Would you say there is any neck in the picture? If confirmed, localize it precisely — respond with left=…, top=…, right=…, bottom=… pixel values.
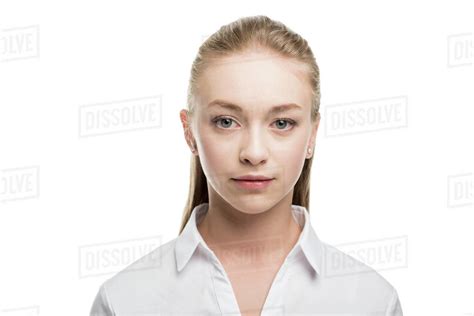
left=197, top=192, right=302, bottom=266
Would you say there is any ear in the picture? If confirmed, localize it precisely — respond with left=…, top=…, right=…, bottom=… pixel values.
left=306, top=113, right=321, bottom=159
left=179, top=109, right=198, bottom=155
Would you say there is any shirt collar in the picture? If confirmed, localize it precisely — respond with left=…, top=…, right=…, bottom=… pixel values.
left=175, top=202, right=323, bottom=275
left=175, top=203, right=209, bottom=273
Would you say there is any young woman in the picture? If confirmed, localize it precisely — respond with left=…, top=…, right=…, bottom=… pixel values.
left=91, top=15, right=403, bottom=316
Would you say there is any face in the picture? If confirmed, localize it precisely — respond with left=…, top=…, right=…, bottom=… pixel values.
left=180, top=49, right=320, bottom=215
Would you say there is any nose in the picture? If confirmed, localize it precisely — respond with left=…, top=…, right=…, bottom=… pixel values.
left=239, top=127, right=269, bottom=165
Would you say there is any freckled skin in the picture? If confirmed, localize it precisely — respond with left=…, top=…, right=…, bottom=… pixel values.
left=179, top=49, right=320, bottom=315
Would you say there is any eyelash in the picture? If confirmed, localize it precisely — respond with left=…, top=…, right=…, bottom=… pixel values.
left=211, top=116, right=297, bottom=131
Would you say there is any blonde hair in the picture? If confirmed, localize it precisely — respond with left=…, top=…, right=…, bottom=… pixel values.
left=179, top=15, right=321, bottom=235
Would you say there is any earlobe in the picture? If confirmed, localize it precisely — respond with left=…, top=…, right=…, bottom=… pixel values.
left=307, top=113, right=321, bottom=157
left=306, top=146, right=314, bottom=159
left=179, top=109, right=197, bottom=154
left=186, top=129, right=197, bottom=154
left=179, top=109, right=189, bottom=129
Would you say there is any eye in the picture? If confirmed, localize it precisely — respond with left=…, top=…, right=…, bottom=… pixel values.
left=213, top=116, right=237, bottom=129
left=273, top=118, right=297, bottom=130
left=212, top=116, right=297, bottom=131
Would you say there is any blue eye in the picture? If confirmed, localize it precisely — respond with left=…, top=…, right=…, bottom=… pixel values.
left=274, top=119, right=295, bottom=130
left=214, top=117, right=236, bottom=129
left=212, top=116, right=296, bottom=131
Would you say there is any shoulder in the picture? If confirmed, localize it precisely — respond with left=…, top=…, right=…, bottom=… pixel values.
left=105, top=236, right=176, bottom=285
left=317, top=240, right=402, bottom=313
left=93, top=237, right=179, bottom=312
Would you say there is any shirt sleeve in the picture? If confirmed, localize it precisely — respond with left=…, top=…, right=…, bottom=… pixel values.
left=385, top=287, right=403, bottom=316
left=90, top=283, right=115, bottom=316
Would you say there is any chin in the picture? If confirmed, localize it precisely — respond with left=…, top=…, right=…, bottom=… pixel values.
left=230, top=198, right=276, bottom=215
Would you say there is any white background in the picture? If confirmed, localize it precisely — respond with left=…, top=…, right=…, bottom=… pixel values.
left=0, top=0, right=473, bottom=315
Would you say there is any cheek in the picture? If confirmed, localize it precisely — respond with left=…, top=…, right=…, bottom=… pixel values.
left=275, top=141, right=307, bottom=183
left=198, top=134, right=234, bottom=180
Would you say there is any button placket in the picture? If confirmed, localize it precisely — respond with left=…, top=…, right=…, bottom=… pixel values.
left=260, top=256, right=293, bottom=316
left=207, top=249, right=242, bottom=316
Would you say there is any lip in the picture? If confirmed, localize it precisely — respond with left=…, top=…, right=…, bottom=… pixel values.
left=232, top=174, right=274, bottom=181
left=231, top=177, right=274, bottom=190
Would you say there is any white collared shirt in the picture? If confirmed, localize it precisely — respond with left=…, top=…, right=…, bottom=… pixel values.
left=90, top=203, right=403, bottom=315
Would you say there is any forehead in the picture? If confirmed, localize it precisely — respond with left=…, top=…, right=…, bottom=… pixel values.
left=196, top=51, right=312, bottom=113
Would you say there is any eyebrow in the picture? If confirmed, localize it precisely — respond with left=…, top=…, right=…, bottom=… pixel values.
left=207, top=99, right=303, bottom=115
